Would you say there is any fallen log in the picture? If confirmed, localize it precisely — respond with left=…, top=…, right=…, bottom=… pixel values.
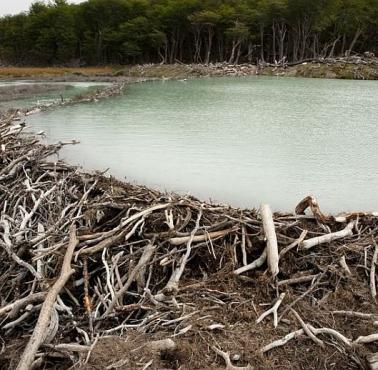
left=260, top=204, right=279, bottom=277
left=16, top=225, right=78, bottom=370
left=169, top=227, right=237, bottom=246
left=301, top=221, right=355, bottom=249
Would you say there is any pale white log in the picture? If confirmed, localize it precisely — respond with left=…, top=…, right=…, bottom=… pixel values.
left=307, top=324, right=352, bottom=346
left=291, top=309, right=324, bottom=348
left=260, top=204, right=279, bottom=277
left=256, top=293, right=285, bottom=328
left=233, top=248, right=267, bottom=275
left=340, top=255, right=352, bottom=276
left=277, top=274, right=318, bottom=286
left=301, top=221, right=355, bottom=250
left=259, top=329, right=304, bottom=353
left=16, top=225, right=78, bottom=370
left=212, top=346, right=253, bottom=370
left=169, top=227, right=236, bottom=246
left=367, top=352, right=378, bottom=370
left=371, top=243, right=378, bottom=298
left=145, top=339, right=176, bottom=352
left=354, top=333, right=378, bottom=344
left=48, top=343, right=91, bottom=352
left=332, top=310, right=378, bottom=320
left=104, top=244, right=156, bottom=315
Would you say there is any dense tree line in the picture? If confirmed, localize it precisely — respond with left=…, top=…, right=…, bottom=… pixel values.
left=0, top=0, right=377, bottom=66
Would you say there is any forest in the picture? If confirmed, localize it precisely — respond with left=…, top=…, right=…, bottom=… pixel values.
left=0, top=0, right=377, bottom=66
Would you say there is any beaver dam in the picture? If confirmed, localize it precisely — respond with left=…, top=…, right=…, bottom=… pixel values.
left=1, top=95, right=378, bottom=370
left=0, top=81, right=112, bottom=111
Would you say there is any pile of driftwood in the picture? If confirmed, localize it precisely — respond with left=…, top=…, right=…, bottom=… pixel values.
left=0, top=113, right=377, bottom=370
left=263, top=54, right=378, bottom=68
left=2, top=82, right=128, bottom=118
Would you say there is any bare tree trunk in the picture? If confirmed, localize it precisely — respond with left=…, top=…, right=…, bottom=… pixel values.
left=272, top=21, right=276, bottom=62
left=292, top=33, right=299, bottom=62
left=163, top=39, right=168, bottom=64
left=179, top=35, right=184, bottom=62
left=312, top=34, right=317, bottom=59
left=229, top=40, right=237, bottom=64
left=193, top=26, right=201, bottom=63
left=235, top=42, right=242, bottom=64
left=169, top=34, right=177, bottom=64
left=320, top=42, right=331, bottom=58
left=247, top=42, right=253, bottom=63
left=174, top=29, right=181, bottom=62
left=299, top=21, right=308, bottom=61
left=327, top=35, right=341, bottom=58
left=277, top=23, right=287, bottom=61
left=346, top=27, right=362, bottom=57
left=205, top=27, right=214, bottom=64
left=217, top=36, right=224, bottom=61
left=96, top=30, right=103, bottom=64
left=260, top=25, right=265, bottom=63
left=158, top=47, right=166, bottom=64
left=341, top=34, right=346, bottom=55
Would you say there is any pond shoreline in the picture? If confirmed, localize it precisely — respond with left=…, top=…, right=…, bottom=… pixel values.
left=1, top=78, right=149, bottom=116
left=1, top=56, right=377, bottom=85
left=1, top=57, right=376, bottom=113
left=122, top=57, right=378, bottom=80
left=1, top=96, right=378, bottom=369
left=1, top=61, right=377, bottom=368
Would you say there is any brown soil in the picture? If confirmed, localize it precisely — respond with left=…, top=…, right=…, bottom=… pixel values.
left=77, top=267, right=376, bottom=370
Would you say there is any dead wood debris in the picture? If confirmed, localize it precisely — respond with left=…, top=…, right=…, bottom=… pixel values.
left=0, top=113, right=377, bottom=370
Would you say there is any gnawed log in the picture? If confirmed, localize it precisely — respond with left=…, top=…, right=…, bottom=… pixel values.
left=260, top=204, right=279, bottom=277
left=301, top=221, right=355, bottom=250
left=169, top=227, right=237, bottom=246
left=16, top=225, right=78, bottom=370
left=367, top=353, right=378, bottom=370
left=295, top=195, right=333, bottom=223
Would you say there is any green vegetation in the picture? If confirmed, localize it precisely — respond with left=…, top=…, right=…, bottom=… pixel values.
left=0, top=0, right=377, bottom=66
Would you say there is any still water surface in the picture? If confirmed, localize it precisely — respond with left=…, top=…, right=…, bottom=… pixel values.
left=26, top=76, right=378, bottom=212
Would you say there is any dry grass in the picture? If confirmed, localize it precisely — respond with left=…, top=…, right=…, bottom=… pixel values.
left=0, top=66, right=116, bottom=78
left=1, top=62, right=376, bottom=80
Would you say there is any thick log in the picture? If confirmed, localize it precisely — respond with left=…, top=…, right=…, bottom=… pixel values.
left=260, top=204, right=279, bottom=277
left=367, top=353, right=378, bottom=370
left=301, top=221, right=355, bottom=250
left=16, top=225, right=78, bottom=370
left=295, top=195, right=333, bottom=223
